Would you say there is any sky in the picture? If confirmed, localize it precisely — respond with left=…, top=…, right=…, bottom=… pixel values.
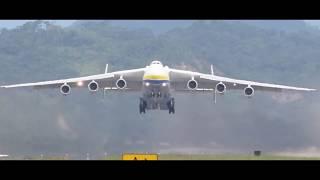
left=0, top=20, right=320, bottom=30
left=0, top=20, right=76, bottom=29
left=305, top=20, right=320, bottom=27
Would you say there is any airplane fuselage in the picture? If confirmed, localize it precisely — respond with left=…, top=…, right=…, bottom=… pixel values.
left=141, top=61, right=173, bottom=111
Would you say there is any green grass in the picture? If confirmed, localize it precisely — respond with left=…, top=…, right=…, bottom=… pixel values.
left=100, top=154, right=320, bottom=160
left=2, top=154, right=320, bottom=160
left=157, top=154, right=320, bottom=160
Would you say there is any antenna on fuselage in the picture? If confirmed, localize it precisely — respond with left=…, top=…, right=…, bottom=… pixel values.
left=211, top=64, right=214, bottom=76
left=105, top=64, right=109, bottom=74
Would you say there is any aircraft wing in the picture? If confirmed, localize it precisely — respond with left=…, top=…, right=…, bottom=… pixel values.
left=1, top=68, right=146, bottom=91
left=169, top=68, right=316, bottom=92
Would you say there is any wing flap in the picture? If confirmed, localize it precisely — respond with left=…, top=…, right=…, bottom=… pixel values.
left=200, top=74, right=316, bottom=92
left=1, top=68, right=146, bottom=91
left=1, top=74, right=115, bottom=89
left=169, top=68, right=316, bottom=93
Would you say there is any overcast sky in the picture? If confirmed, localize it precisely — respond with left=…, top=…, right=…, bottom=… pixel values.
left=0, top=20, right=76, bottom=29
left=305, top=20, right=320, bottom=27
left=0, top=20, right=319, bottom=30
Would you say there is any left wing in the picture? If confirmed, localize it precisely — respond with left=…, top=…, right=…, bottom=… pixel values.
left=1, top=68, right=146, bottom=91
left=169, top=68, right=316, bottom=92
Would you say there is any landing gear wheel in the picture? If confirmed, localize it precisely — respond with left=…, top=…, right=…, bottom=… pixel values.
left=168, top=98, right=175, bottom=114
left=139, top=98, right=146, bottom=114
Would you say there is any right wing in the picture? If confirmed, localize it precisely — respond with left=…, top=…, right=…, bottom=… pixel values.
left=1, top=68, right=146, bottom=91
left=169, top=68, right=316, bottom=93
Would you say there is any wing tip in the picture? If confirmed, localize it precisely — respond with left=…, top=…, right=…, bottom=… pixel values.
left=0, top=85, right=19, bottom=88
left=300, top=88, right=317, bottom=92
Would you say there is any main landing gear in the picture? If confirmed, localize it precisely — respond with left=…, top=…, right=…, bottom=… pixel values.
left=167, top=98, right=175, bottom=114
left=139, top=97, right=175, bottom=114
left=139, top=98, right=147, bottom=114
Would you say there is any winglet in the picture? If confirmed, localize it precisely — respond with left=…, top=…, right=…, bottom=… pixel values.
left=211, top=65, right=214, bottom=75
left=105, top=64, right=108, bottom=74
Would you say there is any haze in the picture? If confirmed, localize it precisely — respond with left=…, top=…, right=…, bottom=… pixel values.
left=0, top=20, right=319, bottom=158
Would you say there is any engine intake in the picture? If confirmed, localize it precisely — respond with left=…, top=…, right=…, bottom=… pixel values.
left=244, top=86, right=254, bottom=97
left=187, top=79, right=198, bottom=90
left=216, top=82, right=226, bottom=94
left=116, top=78, right=126, bottom=89
left=60, top=83, right=71, bottom=95
left=88, top=81, right=99, bottom=92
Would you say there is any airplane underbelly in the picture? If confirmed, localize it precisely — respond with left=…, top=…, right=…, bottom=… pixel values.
left=142, top=80, right=171, bottom=110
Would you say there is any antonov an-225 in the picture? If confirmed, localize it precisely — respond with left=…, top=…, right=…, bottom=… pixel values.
left=1, top=60, right=316, bottom=114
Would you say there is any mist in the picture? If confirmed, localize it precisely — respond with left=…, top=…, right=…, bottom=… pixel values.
left=0, top=20, right=319, bottom=158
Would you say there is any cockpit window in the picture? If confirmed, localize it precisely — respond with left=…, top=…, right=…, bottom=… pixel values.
left=151, top=61, right=162, bottom=65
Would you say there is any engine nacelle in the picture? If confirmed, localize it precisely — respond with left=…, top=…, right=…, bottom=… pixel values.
left=216, top=82, right=226, bottom=94
left=116, top=78, right=127, bottom=89
left=88, top=80, right=99, bottom=92
left=187, top=79, right=198, bottom=90
left=244, top=86, right=254, bottom=97
left=60, top=83, right=71, bottom=95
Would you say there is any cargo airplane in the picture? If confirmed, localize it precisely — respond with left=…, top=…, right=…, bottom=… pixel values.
left=1, top=60, right=316, bottom=114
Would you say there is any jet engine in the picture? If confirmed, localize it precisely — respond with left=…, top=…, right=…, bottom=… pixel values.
left=88, top=80, right=99, bottom=92
left=216, top=82, right=226, bottom=94
left=116, top=78, right=127, bottom=89
left=244, top=86, right=254, bottom=97
left=187, top=79, right=198, bottom=90
left=60, top=83, right=71, bottom=95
